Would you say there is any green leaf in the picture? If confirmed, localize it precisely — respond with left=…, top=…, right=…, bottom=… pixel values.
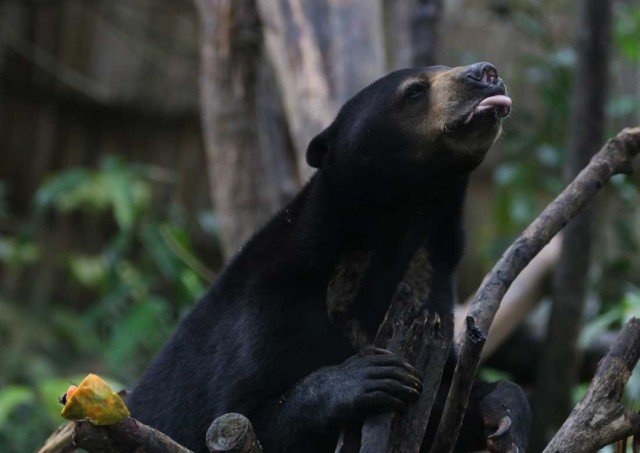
left=0, top=237, right=39, bottom=267
left=34, top=168, right=92, bottom=211
left=68, top=255, right=108, bottom=289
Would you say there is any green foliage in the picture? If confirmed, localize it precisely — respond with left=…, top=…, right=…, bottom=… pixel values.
left=0, top=236, right=39, bottom=268
left=485, top=7, right=572, bottom=259
left=581, top=289, right=640, bottom=349
left=0, top=156, right=214, bottom=451
left=614, top=3, right=640, bottom=62
left=35, top=157, right=151, bottom=230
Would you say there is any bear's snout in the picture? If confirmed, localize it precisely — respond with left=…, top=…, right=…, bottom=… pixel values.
left=463, top=62, right=499, bottom=85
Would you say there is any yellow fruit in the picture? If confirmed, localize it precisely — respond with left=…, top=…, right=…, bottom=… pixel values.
left=60, top=374, right=130, bottom=425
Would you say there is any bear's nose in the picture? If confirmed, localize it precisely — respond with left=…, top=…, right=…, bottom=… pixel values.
left=464, top=62, right=499, bottom=85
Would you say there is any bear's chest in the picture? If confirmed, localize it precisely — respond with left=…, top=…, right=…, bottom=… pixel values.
left=327, top=238, right=435, bottom=349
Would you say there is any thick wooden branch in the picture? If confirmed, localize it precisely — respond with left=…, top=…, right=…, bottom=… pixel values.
left=73, top=417, right=192, bottom=453
left=432, top=126, right=640, bottom=452
left=68, top=413, right=263, bottom=453
left=543, top=318, right=640, bottom=452
left=346, top=246, right=450, bottom=453
left=39, top=413, right=263, bottom=453
left=428, top=318, right=485, bottom=453
left=359, top=294, right=448, bottom=453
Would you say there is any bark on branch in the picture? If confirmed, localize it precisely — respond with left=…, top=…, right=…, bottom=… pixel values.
left=427, top=318, right=485, bottom=453
left=40, top=413, right=262, bottom=453
left=543, top=318, right=640, bottom=452
left=431, top=127, right=640, bottom=453
left=72, top=417, right=192, bottom=453
left=335, top=247, right=450, bottom=453
left=359, top=248, right=449, bottom=453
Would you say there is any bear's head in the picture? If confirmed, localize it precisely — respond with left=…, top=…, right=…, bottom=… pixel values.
left=307, top=62, right=511, bottom=198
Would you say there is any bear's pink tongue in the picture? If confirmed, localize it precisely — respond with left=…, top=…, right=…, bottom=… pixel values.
left=464, top=95, right=512, bottom=124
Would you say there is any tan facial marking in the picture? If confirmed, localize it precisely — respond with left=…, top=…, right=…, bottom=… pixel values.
left=425, top=67, right=470, bottom=138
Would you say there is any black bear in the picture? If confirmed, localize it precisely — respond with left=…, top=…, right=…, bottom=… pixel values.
left=127, top=62, right=530, bottom=453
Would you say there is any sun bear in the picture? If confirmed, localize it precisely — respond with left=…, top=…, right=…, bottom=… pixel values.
left=127, top=62, right=531, bottom=452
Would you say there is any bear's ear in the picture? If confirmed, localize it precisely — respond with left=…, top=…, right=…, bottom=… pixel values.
left=306, top=130, right=333, bottom=168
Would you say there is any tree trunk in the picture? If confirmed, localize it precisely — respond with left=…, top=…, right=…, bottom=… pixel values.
left=531, top=0, right=612, bottom=449
left=195, top=0, right=296, bottom=259
left=197, top=0, right=444, bottom=256
left=383, top=0, right=442, bottom=69
left=256, top=0, right=387, bottom=178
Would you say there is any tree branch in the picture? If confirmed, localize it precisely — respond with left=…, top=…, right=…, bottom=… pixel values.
left=361, top=246, right=450, bottom=453
left=428, top=318, right=485, bottom=453
left=335, top=246, right=450, bottom=453
left=73, top=417, right=192, bottom=453
left=39, top=413, right=264, bottom=453
left=431, top=126, right=640, bottom=452
left=543, top=318, right=640, bottom=452
left=37, top=422, right=75, bottom=453
left=453, top=235, right=561, bottom=359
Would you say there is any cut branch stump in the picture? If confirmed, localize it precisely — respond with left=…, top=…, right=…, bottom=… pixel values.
left=207, top=413, right=262, bottom=453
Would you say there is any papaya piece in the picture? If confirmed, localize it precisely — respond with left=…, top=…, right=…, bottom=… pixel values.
left=60, top=374, right=130, bottom=425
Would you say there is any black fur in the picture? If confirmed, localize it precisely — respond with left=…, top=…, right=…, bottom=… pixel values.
left=127, top=66, right=530, bottom=452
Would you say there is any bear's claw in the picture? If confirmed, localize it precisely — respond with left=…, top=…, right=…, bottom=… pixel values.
left=486, top=415, right=520, bottom=452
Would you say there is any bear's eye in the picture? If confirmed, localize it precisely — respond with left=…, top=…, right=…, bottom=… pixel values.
left=405, top=83, right=426, bottom=99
